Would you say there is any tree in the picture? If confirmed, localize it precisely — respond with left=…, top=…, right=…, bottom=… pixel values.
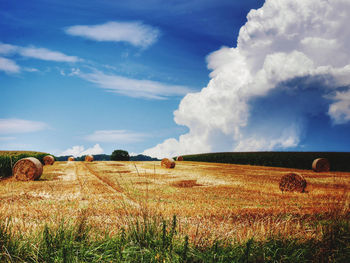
left=111, top=150, right=130, bottom=161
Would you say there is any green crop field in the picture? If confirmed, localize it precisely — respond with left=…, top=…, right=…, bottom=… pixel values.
left=180, top=152, right=350, bottom=172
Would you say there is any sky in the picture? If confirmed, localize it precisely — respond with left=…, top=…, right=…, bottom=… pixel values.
left=1, top=0, right=350, bottom=158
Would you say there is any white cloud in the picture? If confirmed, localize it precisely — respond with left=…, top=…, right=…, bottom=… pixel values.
left=0, top=57, right=20, bottom=73
left=0, top=43, right=18, bottom=55
left=19, top=46, right=79, bottom=62
left=143, top=0, right=350, bottom=158
left=0, top=118, right=48, bottom=134
left=79, top=70, right=191, bottom=99
left=85, top=130, right=146, bottom=143
left=0, top=42, right=80, bottom=63
left=65, top=21, right=160, bottom=48
left=59, top=144, right=104, bottom=157
left=328, top=89, right=350, bottom=124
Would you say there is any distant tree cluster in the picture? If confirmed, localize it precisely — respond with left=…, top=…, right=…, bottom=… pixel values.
left=111, top=150, right=130, bottom=161
left=130, top=154, right=159, bottom=161
left=55, top=150, right=159, bottom=162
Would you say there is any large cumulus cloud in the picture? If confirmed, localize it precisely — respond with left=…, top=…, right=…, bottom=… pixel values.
left=144, top=0, right=350, bottom=158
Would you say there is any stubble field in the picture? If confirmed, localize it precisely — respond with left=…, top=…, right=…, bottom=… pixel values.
left=1, top=160, right=349, bottom=245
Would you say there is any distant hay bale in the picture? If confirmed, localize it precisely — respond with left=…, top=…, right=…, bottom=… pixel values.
left=85, top=155, right=94, bottom=162
left=176, top=156, right=184, bottom=161
left=161, top=158, right=176, bottom=168
left=279, top=172, right=307, bottom=193
left=68, top=157, right=75, bottom=161
left=312, top=158, right=330, bottom=172
left=13, top=157, right=43, bottom=181
left=171, top=179, right=201, bottom=188
left=43, top=155, right=55, bottom=165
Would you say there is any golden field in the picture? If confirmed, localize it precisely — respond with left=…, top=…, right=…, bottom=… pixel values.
left=0, top=161, right=349, bottom=244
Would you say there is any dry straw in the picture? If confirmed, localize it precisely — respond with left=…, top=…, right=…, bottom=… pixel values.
left=176, top=156, right=184, bottom=161
left=312, top=158, right=330, bottom=172
left=13, top=157, right=43, bottom=181
left=85, top=155, right=94, bottom=162
left=43, top=155, right=55, bottom=165
left=161, top=158, right=176, bottom=168
left=279, top=172, right=307, bottom=193
left=68, top=157, right=75, bottom=161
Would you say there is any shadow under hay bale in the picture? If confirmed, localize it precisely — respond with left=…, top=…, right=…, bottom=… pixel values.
left=312, top=158, right=330, bottom=172
left=171, top=179, right=202, bottom=188
left=68, top=157, right=75, bottom=161
left=176, top=156, right=184, bottom=161
left=279, top=172, right=307, bottom=193
left=85, top=155, right=94, bottom=162
left=13, top=157, right=43, bottom=181
left=43, top=155, right=55, bottom=165
left=161, top=158, right=176, bottom=169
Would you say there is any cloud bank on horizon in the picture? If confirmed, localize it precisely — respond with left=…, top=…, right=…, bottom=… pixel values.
left=143, top=0, right=350, bottom=158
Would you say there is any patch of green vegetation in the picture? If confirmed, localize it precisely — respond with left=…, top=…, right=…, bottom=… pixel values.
left=1, top=214, right=349, bottom=262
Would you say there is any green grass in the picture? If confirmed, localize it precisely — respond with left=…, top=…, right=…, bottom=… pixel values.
left=0, top=151, right=52, bottom=179
left=179, top=152, right=350, bottom=172
left=1, top=214, right=349, bottom=262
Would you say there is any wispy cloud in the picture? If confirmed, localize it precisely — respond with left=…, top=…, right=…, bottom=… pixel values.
left=65, top=21, right=160, bottom=48
left=0, top=118, right=48, bottom=134
left=85, top=130, right=146, bottom=143
left=79, top=70, right=191, bottom=99
left=19, top=47, right=79, bottom=62
left=0, top=136, right=16, bottom=141
left=0, top=42, right=80, bottom=63
left=59, top=144, right=103, bottom=157
left=0, top=57, right=20, bottom=73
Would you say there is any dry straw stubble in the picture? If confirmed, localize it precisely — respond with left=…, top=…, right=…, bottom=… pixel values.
left=161, top=158, right=176, bottom=168
left=13, top=157, right=43, bottom=181
left=312, top=158, right=330, bottom=172
left=279, top=172, right=307, bottom=193
left=43, top=155, right=55, bottom=165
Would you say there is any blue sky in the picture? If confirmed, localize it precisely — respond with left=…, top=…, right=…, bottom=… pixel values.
left=1, top=0, right=350, bottom=157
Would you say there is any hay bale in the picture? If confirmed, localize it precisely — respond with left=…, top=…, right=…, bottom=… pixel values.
left=43, top=155, right=55, bottom=165
left=176, top=156, right=183, bottom=161
left=85, top=155, right=94, bottom=162
left=312, top=158, right=330, bottom=172
left=68, top=156, right=75, bottom=161
left=13, top=157, right=43, bottom=181
left=279, top=172, right=307, bottom=193
left=161, top=158, right=175, bottom=169
left=171, top=179, right=201, bottom=188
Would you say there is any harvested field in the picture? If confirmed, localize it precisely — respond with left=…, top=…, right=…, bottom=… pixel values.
left=1, top=160, right=349, bottom=243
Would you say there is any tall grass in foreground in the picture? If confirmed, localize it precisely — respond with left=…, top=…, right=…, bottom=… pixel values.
left=1, top=214, right=349, bottom=262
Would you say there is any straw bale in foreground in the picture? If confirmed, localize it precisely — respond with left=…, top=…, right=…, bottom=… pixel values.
left=161, top=158, right=176, bottom=168
left=279, top=172, right=307, bottom=193
left=13, top=157, right=43, bottom=181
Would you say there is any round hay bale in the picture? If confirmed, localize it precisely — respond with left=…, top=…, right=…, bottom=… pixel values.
left=68, top=156, right=75, bottom=161
left=85, top=155, right=94, bottom=162
left=171, top=179, right=201, bottom=188
left=312, top=158, right=330, bottom=172
left=176, top=156, right=183, bottom=161
left=13, top=157, right=43, bottom=181
left=161, top=158, right=176, bottom=169
left=43, top=155, right=55, bottom=165
left=279, top=172, right=307, bottom=193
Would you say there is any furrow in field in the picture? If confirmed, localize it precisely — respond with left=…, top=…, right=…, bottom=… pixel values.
left=80, top=162, right=140, bottom=209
